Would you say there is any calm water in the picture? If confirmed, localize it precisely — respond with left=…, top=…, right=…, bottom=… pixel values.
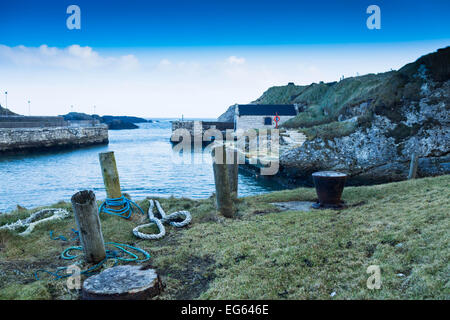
left=0, top=120, right=284, bottom=213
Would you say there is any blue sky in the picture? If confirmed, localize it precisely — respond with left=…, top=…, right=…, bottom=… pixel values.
left=1, top=0, right=449, bottom=47
left=0, top=0, right=449, bottom=117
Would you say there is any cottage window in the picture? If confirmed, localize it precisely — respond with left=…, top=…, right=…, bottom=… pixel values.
left=264, top=117, right=272, bottom=125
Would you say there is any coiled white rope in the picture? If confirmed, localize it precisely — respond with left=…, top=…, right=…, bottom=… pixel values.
left=0, top=208, right=70, bottom=236
left=133, top=200, right=191, bottom=240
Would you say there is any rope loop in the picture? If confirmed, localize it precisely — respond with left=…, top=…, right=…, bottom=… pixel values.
left=133, top=199, right=191, bottom=240
left=0, top=208, right=70, bottom=236
left=98, top=195, right=145, bottom=219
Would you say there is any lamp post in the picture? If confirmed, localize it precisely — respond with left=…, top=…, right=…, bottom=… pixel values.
left=5, top=91, right=8, bottom=116
left=28, top=100, right=31, bottom=116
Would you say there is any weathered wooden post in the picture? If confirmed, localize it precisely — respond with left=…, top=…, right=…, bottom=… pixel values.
left=99, top=151, right=122, bottom=199
left=226, top=147, right=239, bottom=198
left=71, top=190, right=106, bottom=263
left=212, top=145, right=236, bottom=218
left=408, top=152, right=419, bottom=180
left=99, top=151, right=123, bottom=210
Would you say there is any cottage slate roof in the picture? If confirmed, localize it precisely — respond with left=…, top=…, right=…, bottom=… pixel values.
left=237, top=104, right=297, bottom=116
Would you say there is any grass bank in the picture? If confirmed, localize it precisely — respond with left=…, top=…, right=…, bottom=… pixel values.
left=0, top=175, right=449, bottom=299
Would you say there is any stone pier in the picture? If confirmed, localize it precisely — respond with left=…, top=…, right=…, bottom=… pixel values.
left=170, top=120, right=234, bottom=144
left=0, top=125, right=109, bottom=154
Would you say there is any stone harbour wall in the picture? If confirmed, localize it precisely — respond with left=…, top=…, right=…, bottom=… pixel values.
left=171, top=120, right=234, bottom=142
left=0, top=125, right=109, bottom=154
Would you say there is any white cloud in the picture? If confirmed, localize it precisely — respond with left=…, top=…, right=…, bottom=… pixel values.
left=118, top=54, right=140, bottom=71
left=226, top=56, right=246, bottom=65
left=159, top=58, right=171, bottom=66
left=1, top=41, right=446, bottom=118
left=0, top=44, right=139, bottom=71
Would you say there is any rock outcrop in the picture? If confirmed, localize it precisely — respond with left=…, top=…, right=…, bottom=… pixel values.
left=243, top=47, right=450, bottom=184
left=217, top=105, right=236, bottom=122
left=105, top=120, right=139, bottom=130
left=61, top=112, right=147, bottom=130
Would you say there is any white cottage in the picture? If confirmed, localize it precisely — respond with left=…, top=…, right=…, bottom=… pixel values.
left=233, top=104, right=298, bottom=130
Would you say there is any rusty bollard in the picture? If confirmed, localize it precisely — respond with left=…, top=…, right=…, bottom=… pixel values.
left=311, top=171, right=347, bottom=209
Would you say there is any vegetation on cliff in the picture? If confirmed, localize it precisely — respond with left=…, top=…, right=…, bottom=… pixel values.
left=253, top=47, right=449, bottom=138
left=1, top=175, right=448, bottom=299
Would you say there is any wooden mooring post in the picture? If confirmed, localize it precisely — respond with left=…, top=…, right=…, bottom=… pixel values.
left=99, top=151, right=123, bottom=209
left=226, top=147, right=239, bottom=198
left=71, top=190, right=106, bottom=263
left=212, top=145, right=237, bottom=218
left=408, top=152, right=419, bottom=180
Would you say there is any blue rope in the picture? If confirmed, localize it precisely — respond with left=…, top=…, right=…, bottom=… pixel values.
left=37, top=195, right=148, bottom=280
left=49, top=231, right=67, bottom=241
left=35, top=241, right=151, bottom=280
left=49, top=228, right=79, bottom=242
left=98, top=195, right=145, bottom=219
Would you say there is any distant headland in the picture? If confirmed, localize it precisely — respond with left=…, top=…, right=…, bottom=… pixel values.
left=0, top=110, right=152, bottom=154
left=61, top=112, right=150, bottom=130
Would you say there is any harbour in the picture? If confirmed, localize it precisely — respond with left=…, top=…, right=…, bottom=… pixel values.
left=0, top=120, right=284, bottom=213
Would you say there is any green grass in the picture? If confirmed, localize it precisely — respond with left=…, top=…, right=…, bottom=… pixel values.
left=255, top=72, right=396, bottom=130
left=1, top=175, right=449, bottom=299
left=298, top=120, right=358, bottom=141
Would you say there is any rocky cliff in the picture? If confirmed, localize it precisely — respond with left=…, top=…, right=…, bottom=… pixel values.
left=247, top=47, right=450, bottom=184
left=217, top=105, right=236, bottom=122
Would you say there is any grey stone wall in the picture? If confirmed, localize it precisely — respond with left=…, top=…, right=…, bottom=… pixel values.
left=236, top=115, right=295, bottom=130
left=0, top=125, right=109, bottom=154
left=0, top=116, right=67, bottom=128
left=171, top=120, right=234, bottom=138
left=172, top=120, right=195, bottom=135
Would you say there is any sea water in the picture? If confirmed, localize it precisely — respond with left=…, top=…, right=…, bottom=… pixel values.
left=0, top=120, right=284, bottom=213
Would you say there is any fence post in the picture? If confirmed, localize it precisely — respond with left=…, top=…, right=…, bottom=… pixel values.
left=71, top=190, right=106, bottom=263
left=212, top=145, right=236, bottom=218
left=99, top=151, right=122, bottom=207
left=408, top=152, right=419, bottom=180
